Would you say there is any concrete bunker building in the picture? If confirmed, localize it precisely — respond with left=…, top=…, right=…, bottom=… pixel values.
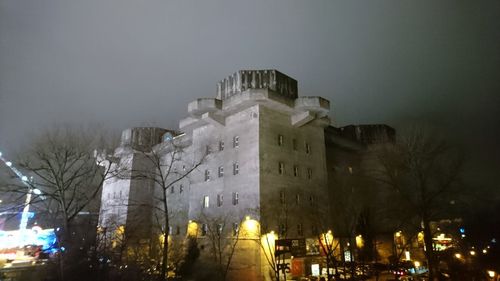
left=97, top=70, right=394, bottom=280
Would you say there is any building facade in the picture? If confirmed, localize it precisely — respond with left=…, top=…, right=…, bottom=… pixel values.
left=98, top=70, right=394, bottom=280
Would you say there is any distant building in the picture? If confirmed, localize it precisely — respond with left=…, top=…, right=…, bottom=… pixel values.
left=97, top=70, right=394, bottom=280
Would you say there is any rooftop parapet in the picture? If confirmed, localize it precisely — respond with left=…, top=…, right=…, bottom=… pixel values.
left=216, top=70, right=298, bottom=100
left=120, top=127, right=170, bottom=152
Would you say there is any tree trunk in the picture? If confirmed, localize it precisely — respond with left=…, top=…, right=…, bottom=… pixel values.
left=160, top=189, right=169, bottom=281
left=422, top=217, right=435, bottom=281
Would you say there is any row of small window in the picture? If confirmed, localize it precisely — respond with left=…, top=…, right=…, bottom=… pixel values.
left=203, top=192, right=239, bottom=208
left=169, top=184, right=184, bottom=194
left=167, top=223, right=239, bottom=236
left=278, top=162, right=313, bottom=179
left=208, top=136, right=240, bottom=153
left=277, top=135, right=311, bottom=154
left=199, top=222, right=240, bottom=236
left=107, top=191, right=123, bottom=199
left=279, top=191, right=316, bottom=206
left=205, top=163, right=239, bottom=181
left=277, top=223, right=309, bottom=237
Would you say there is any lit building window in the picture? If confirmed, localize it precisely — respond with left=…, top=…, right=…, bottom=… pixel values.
left=297, top=223, right=303, bottom=236
left=232, top=223, right=239, bottom=236
left=205, top=170, right=210, bottom=181
left=201, top=224, right=208, bottom=236
left=217, top=224, right=223, bottom=235
left=307, top=168, right=312, bottom=179
left=233, top=162, right=239, bottom=175
left=232, top=192, right=239, bottom=205
left=218, top=166, right=224, bottom=177
left=168, top=226, right=173, bottom=235
left=280, top=190, right=286, bottom=204
left=348, top=166, right=353, bottom=174
left=278, top=162, right=284, bottom=175
left=203, top=196, right=209, bottom=208
left=278, top=134, right=284, bottom=146
left=217, top=194, right=223, bottom=207
left=305, top=142, right=311, bottom=154
left=294, top=165, right=299, bottom=177
left=233, top=136, right=239, bottom=148
left=219, top=141, right=224, bottom=151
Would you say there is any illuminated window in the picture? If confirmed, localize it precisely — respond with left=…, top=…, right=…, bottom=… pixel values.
left=280, top=190, right=286, bottom=204
left=217, top=194, right=223, bottom=207
left=348, top=166, right=353, bottom=174
left=205, top=170, right=210, bottom=181
left=305, top=142, right=311, bottom=154
left=219, top=141, right=224, bottom=151
left=278, top=162, right=284, bottom=175
left=232, top=192, right=239, bottom=205
left=297, top=223, right=303, bottom=236
left=293, top=139, right=297, bottom=150
left=218, top=166, right=224, bottom=177
left=233, top=162, right=239, bottom=175
left=295, top=194, right=300, bottom=205
left=168, top=226, right=173, bottom=235
left=293, top=165, right=299, bottom=177
left=233, top=136, right=239, bottom=148
left=278, top=134, right=284, bottom=146
left=201, top=224, right=208, bottom=236
left=307, top=168, right=312, bottom=179
left=203, top=196, right=209, bottom=208
left=217, top=224, right=223, bottom=235
left=232, top=223, right=239, bottom=236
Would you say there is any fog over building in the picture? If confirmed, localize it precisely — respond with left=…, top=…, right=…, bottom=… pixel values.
left=97, top=70, right=394, bottom=280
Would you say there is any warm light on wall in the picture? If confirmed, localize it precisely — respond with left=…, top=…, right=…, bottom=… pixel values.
left=260, top=230, right=278, bottom=257
left=356, top=235, right=364, bottom=248
left=320, top=231, right=334, bottom=248
left=395, top=231, right=402, bottom=237
left=187, top=221, right=198, bottom=237
left=241, top=218, right=259, bottom=238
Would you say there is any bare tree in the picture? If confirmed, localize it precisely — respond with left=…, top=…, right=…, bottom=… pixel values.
left=372, top=127, right=463, bottom=280
left=123, top=137, right=205, bottom=281
left=197, top=211, right=259, bottom=281
left=8, top=126, right=118, bottom=280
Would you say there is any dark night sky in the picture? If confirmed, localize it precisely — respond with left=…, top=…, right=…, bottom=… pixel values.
left=1, top=1, right=499, bottom=191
